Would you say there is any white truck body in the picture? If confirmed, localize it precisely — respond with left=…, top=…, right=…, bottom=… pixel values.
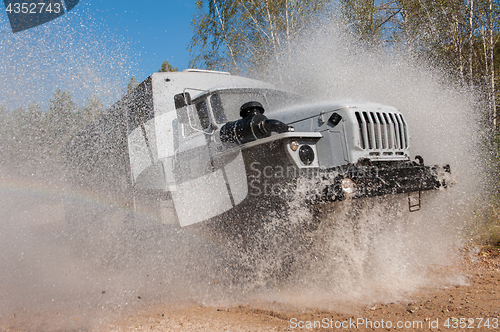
left=63, top=70, right=447, bottom=228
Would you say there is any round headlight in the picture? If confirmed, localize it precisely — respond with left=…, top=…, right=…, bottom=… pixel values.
left=341, top=178, right=356, bottom=194
left=298, top=145, right=315, bottom=165
left=289, top=140, right=299, bottom=151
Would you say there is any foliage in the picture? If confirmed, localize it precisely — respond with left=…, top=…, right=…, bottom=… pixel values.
left=472, top=193, right=500, bottom=246
left=83, top=94, right=104, bottom=121
left=189, top=0, right=330, bottom=73
left=128, top=77, right=139, bottom=94
left=339, top=0, right=500, bottom=124
left=158, top=60, right=179, bottom=72
left=45, top=89, right=78, bottom=140
left=0, top=90, right=104, bottom=180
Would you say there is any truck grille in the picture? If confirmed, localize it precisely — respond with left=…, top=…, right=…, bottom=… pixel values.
left=355, top=111, right=408, bottom=150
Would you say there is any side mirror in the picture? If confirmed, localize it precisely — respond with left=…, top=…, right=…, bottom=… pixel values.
left=174, top=92, right=191, bottom=124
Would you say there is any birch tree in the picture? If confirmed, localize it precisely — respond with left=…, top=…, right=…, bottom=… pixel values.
left=189, top=0, right=329, bottom=73
left=354, top=0, right=499, bottom=125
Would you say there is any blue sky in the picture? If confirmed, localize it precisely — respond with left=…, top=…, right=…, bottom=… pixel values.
left=0, top=0, right=198, bottom=110
left=87, top=0, right=196, bottom=79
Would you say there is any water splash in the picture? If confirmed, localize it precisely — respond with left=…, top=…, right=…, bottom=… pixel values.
left=245, top=17, right=483, bottom=308
left=0, top=12, right=487, bottom=331
left=0, top=3, right=133, bottom=110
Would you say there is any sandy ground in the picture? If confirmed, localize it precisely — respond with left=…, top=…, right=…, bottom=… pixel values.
left=0, top=190, right=498, bottom=332
left=1, top=241, right=498, bottom=332
left=99, top=251, right=500, bottom=332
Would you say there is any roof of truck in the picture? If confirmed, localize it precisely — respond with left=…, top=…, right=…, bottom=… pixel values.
left=151, top=70, right=276, bottom=97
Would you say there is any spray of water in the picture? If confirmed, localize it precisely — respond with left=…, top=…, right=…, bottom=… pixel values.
left=0, top=12, right=487, bottom=331
left=247, top=17, right=484, bottom=308
left=0, top=5, right=133, bottom=110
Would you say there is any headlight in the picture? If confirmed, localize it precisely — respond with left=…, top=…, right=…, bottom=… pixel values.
left=298, top=145, right=315, bottom=165
left=289, top=140, right=299, bottom=151
left=341, top=178, right=356, bottom=194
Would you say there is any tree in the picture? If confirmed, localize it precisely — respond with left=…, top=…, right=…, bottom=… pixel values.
left=44, top=89, right=78, bottom=156
left=340, top=0, right=382, bottom=43
left=0, top=106, right=16, bottom=171
left=0, top=104, right=47, bottom=177
left=339, top=0, right=499, bottom=126
left=0, top=105, right=8, bottom=144
left=82, top=94, right=104, bottom=123
left=189, top=0, right=330, bottom=73
left=158, top=60, right=179, bottom=72
left=15, top=104, right=45, bottom=175
left=128, top=77, right=139, bottom=94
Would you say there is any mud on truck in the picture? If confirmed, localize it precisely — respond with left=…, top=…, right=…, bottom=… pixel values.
left=62, top=69, right=450, bottom=231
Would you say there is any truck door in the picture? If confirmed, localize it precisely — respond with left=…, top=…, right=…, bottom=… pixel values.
left=169, top=92, right=248, bottom=227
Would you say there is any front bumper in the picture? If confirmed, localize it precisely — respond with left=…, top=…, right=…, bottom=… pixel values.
left=310, top=161, right=451, bottom=203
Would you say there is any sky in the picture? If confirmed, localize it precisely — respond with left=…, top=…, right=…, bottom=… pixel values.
left=0, top=0, right=197, bottom=110
left=86, top=0, right=195, bottom=78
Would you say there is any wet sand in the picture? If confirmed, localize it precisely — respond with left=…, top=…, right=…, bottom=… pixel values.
left=102, top=252, right=499, bottom=332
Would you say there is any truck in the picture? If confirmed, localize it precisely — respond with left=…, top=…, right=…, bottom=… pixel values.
left=62, top=69, right=450, bottom=230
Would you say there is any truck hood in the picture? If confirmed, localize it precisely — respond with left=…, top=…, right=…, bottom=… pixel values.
left=267, top=101, right=398, bottom=125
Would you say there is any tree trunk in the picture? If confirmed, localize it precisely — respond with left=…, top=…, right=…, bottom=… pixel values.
left=469, top=0, right=474, bottom=85
left=489, top=0, right=496, bottom=127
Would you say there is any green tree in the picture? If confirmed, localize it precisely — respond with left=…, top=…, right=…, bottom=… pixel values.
left=128, top=77, right=139, bottom=94
left=0, top=104, right=46, bottom=177
left=0, top=105, right=8, bottom=144
left=0, top=106, right=10, bottom=172
left=81, top=94, right=104, bottom=123
left=339, top=0, right=499, bottom=126
left=14, top=104, right=45, bottom=175
left=340, top=0, right=381, bottom=43
left=158, top=60, right=179, bottom=72
left=189, top=0, right=329, bottom=73
left=44, top=89, right=79, bottom=159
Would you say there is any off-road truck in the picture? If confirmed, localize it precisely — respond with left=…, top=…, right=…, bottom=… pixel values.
left=63, top=69, right=450, bottom=228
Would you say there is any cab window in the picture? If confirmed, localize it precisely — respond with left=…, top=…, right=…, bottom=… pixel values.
left=210, top=91, right=268, bottom=123
left=210, top=94, right=227, bottom=123
left=195, top=100, right=211, bottom=130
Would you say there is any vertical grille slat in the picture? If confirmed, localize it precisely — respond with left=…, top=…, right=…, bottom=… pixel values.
left=398, top=114, right=409, bottom=148
left=389, top=113, right=401, bottom=149
left=355, top=111, right=366, bottom=149
left=362, top=112, right=373, bottom=149
left=394, top=113, right=404, bottom=149
left=382, top=113, right=393, bottom=149
left=376, top=112, right=387, bottom=149
left=370, top=112, right=381, bottom=149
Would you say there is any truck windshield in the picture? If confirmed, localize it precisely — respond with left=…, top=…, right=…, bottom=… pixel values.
left=210, top=89, right=303, bottom=123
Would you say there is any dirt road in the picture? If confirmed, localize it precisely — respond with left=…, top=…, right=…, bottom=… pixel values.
left=101, top=251, right=499, bottom=332
left=0, top=189, right=498, bottom=332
